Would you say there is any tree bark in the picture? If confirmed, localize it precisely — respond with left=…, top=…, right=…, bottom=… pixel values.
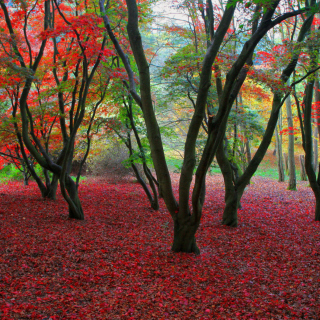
left=22, top=163, right=29, bottom=186
left=216, top=140, right=242, bottom=227
left=172, top=220, right=200, bottom=255
left=245, top=138, right=251, bottom=165
left=283, top=153, right=289, bottom=173
left=299, top=155, right=308, bottom=181
left=275, top=122, right=285, bottom=182
left=285, top=93, right=297, bottom=189
left=45, top=174, right=59, bottom=200
left=313, top=126, right=318, bottom=173
left=64, top=176, right=84, bottom=220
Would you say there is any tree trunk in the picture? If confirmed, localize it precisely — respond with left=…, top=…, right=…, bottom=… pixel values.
left=313, top=126, right=318, bottom=174
left=216, top=140, right=243, bottom=227
left=45, top=174, right=59, bottom=200
left=299, top=155, right=308, bottom=181
left=315, top=73, right=320, bottom=140
left=22, top=163, right=29, bottom=186
left=171, top=220, right=200, bottom=254
left=245, top=138, right=251, bottom=164
left=222, top=189, right=239, bottom=227
left=275, top=124, right=285, bottom=182
left=283, top=152, right=289, bottom=173
left=131, top=161, right=159, bottom=210
left=64, top=177, right=84, bottom=220
left=286, top=92, right=297, bottom=190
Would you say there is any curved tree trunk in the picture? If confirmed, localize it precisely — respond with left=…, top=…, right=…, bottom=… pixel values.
left=301, top=50, right=320, bottom=222
left=125, top=96, right=159, bottom=210
left=222, top=190, right=238, bottom=227
left=130, top=161, right=159, bottom=210
left=64, top=176, right=84, bottom=220
left=45, top=174, right=59, bottom=200
left=216, top=141, right=239, bottom=227
left=216, top=137, right=247, bottom=227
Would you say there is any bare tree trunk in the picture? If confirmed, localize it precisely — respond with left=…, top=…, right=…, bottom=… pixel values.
left=216, top=140, right=243, bottom=227
left=285, top=93, right=296, bottom=190
left=313, top=126, right=318, bottom=173
left=315, top=73, right=320, bottom=140
left=245, top=138, right=251, bottom=164
left=283, top=153, right=288, bottom=173
left=64, top=176, right=84, bottom=220
left=22, top=162, right=29, bottom=186
left=299, top=155, right=308, bottom=181
left=275, top=122, right=285, bottom=182
left=172, top=220, right=200, bottom=254
left=302, top=62, right=320, bottom=221
left=46, top=174, right=59, bottom=200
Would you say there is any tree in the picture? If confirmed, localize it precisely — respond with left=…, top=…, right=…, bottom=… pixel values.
left=0, top=63, right=59, bottom=197
left=0, top=0, right=113, bottom=219
left=100, top=0, right=316, bottom=253
left=295, top=21, right=320, bottom=220
left=285, top=90, right=297, bottom=190
left=107, top=92, right=160, bottom=210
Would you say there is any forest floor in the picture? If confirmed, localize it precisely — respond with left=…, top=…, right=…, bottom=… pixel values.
left=0, top=172, right=319, bottom=319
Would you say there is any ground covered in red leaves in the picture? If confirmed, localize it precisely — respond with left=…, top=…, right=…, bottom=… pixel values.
left=0, top=175, right=319, bottom=319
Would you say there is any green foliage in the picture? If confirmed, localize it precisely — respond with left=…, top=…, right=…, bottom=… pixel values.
left=122, top=147, right=152, bottom=168
left=166, top=158, right=183, bottom=173
left=0, top=164, right=23, bottom=182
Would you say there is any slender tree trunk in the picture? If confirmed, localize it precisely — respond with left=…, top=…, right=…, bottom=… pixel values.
left=125, top=97, right=159, bottom=210
left=299, top=155, right=308, bottom=181
left=313, top=126, right=318, bottom=173
left=283, top=153, right=289, bottom=173
left=22, top=163, right=29, bottom=186
left=130, top=161, right=159, bottom=210
left=275, top=122, right=285, bottom=182
left=285, top=93, right=296, bottom=190
left=245, top=138, right=251, bottom=164
left=315, top=73, right=320, bottom=140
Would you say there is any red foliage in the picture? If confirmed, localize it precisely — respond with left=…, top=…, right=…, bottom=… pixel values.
left=0, top=176, right=319, bottom=319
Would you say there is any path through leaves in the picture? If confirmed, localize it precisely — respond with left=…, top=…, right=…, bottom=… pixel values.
left=0, top=175, right=319, bottom=319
